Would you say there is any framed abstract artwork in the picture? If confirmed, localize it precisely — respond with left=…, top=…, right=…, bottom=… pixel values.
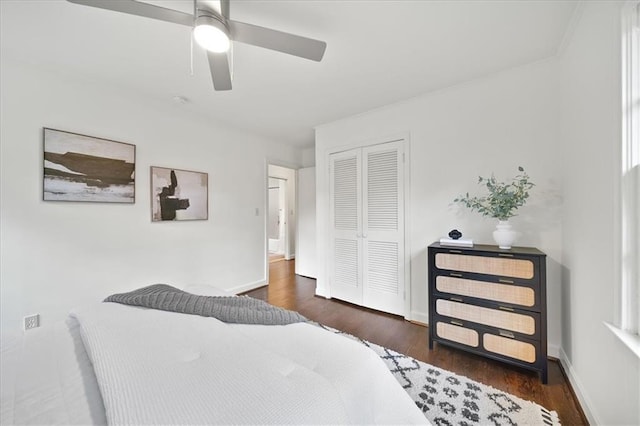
left=43, top=128, right=135, bottom=203
left=150, top=166, right=208, bottom=221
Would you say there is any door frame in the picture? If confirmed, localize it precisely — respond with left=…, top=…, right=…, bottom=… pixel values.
left=264, top=162, right=297, bottom=284
left=267, top=177, right=287, bottom=255
left=322, top=133, right=412, bottom=319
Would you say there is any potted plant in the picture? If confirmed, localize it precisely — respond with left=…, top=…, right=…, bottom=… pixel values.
left=454, top=167, right=534, bottom=249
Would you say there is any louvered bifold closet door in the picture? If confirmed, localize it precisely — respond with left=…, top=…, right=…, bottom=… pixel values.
left=329, top=149, right=363, bottom=304
left=362, top=141, right=405, bottom=316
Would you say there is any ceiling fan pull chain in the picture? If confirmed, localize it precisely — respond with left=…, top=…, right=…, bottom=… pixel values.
left=190, top=31, right=194, bottom=76
left=229, top=43, right=233, bottom=81
left=190, top=0, right=196, bottom=76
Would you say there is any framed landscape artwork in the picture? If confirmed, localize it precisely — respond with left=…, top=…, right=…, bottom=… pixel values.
left=43, top=128, right=135, bottom=203
left=150, top=166, right=208, bottom=222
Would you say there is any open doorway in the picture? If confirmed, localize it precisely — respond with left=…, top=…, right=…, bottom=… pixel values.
left=268, top=177, right=286, bottom=263
left=266, top=165, right=296, bottom=278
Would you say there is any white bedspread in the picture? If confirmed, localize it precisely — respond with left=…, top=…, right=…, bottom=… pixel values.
left=1, top=318, right=107, bottom=425
left=71, top=302, right=429, bottom=425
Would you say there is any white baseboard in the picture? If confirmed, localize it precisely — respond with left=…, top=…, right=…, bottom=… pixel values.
left=228, top=279, right=267, bottom=294
left=547, top=343, right=560, bottom=359
left=558, top=347, right=599, bottom=425
left=285, top=254, right=295, bottom=260
left=410, top=310, right=429, bottom=325
left=315, top=286, right=329, bottom=298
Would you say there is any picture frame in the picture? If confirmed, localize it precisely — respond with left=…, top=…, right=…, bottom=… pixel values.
left=150, top=166, right=208, bottom=222
left=43, top=128, right=135, bottom=203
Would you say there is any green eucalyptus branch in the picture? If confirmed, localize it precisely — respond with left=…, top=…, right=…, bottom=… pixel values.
left=454, top=166, right=534, bottom=221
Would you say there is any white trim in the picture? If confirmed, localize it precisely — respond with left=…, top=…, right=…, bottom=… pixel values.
left=617, top=0, right=640, bottom=334
left=263, top=160, right=270, bottom=284
left=227, top=279, right=267, bottom=295
left=315, top=286, right=329, bottom=298
left=324, top=138, right=407, bottom=158
left=403, top=136, right=412, bottom=321
left=411, top=310, right=429, bottom=325
left=558, top=347, right=600, bottom=425
left=605, top=321, right=640, bottom=358
left=547, top=344, right=560, bottom=359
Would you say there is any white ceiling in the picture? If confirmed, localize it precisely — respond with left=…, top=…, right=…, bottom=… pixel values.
left=1, top=0, right=579, bottom=148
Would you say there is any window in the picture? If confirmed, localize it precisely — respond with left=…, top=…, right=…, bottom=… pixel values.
left=617, top=1, right=640, bottom=342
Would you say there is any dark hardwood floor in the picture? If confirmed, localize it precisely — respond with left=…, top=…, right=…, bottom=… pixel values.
left=244, top=259, right=588, bottom=426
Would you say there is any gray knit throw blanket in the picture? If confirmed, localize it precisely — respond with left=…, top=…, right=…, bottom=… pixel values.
left=104, top=284, right=308, bottom=325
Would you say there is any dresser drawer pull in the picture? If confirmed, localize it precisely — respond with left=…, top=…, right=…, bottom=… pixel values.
left=498, top=279, right=514, bottom=284
left=448, top=250, right=463, bottom=254
left=450, top=320, right=464, bottom=327
left=450, top=273, right=463, bottom=277
left=498, top=253, right=514, bottom=258
left=499, top=330, right=515, bottom=339
left=450, top=297, right=463, bottom=302
left=498, top=305, right=515, bottom=312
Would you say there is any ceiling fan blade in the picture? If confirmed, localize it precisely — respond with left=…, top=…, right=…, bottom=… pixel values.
left=66, top=0, right=193, bottom=26
left=220, top=0, right=230, bottom=19
left=207, top=51, right=232, bottom=91
left=229, top=20, right=326, bottom=62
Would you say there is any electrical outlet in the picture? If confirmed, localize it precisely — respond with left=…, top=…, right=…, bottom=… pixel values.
left=24, top=314, right=40, bottom=330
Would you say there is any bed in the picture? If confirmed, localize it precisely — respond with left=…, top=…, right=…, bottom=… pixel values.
left=1, top=285, right=429, bottom=425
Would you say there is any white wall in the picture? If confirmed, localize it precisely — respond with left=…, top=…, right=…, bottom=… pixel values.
left=301, top=147, right=316, bottom=167
left=0, top=60, right=302, bottom=343
left=559, top=1, right=640, bottom=424
left=316, top=59, right=563, bottom=351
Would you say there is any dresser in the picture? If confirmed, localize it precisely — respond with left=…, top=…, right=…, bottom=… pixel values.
left=428, top=242, right=548, bottom=383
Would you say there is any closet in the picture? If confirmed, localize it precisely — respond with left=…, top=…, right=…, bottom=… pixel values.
left=329, top=140, right=406, bottom=316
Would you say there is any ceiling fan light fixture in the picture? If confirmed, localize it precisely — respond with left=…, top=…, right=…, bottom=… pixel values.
left=65, top=0, right=327, bottom=91
left=194, top=14, right=230, bottom=53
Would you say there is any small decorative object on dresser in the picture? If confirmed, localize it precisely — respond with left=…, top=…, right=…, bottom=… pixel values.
left=428, top=242, right=548, bottom=383
left=448, top=229, right=462, bottom=240
left=440, top=229, right=473, bottom=247
left=454, top=167, right=534, bottom=249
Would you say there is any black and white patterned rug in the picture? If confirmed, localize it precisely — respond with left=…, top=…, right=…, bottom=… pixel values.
left=327, top=327, right=561, bottom=426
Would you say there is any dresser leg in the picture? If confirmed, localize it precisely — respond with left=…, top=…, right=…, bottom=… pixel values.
left=541, top=367, right=548, bottom=384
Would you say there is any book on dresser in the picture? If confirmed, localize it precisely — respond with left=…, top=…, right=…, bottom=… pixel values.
left=427, top=242, right=548, bottom=384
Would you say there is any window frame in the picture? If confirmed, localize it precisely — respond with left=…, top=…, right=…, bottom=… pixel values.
left=609, top=0, right=640, bottom=358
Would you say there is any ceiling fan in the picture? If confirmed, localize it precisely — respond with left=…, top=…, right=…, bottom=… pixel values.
left=66, top=0, right=327, bottom=91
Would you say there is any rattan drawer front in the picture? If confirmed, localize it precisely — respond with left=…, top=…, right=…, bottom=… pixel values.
left=483, top=334, right=537, bottom=363
left=436, top=299, right=536, bottom=335
left=435, top=276, right=535, bottom=307
left=436, top=322, right=479, bottom=347
left=435, top=253, right=534, bottom=279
